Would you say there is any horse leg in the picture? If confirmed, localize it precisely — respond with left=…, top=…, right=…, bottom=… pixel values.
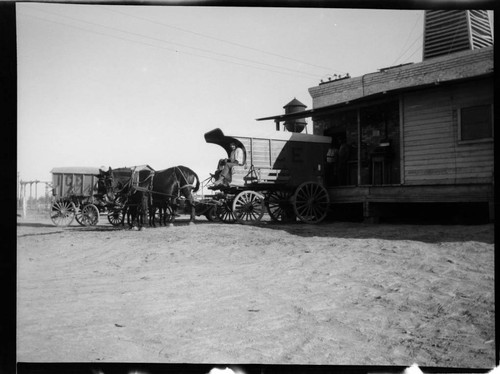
left=137, top=198, right=145, bottom=230
left=128, top=206, right=133, bottom=228
left=187, top=194, right=196, bottom=225
left=121, top=206, right=127, bottom=227
left=159, top=205, right=164, bottom=226
left=149, top=204, right=155, bottom=227
left=167, top=203, right=174, bottom=227
left=129, top=205, right=138, bottom=230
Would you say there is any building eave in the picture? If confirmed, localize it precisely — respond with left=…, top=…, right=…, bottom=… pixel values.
left=257, top=71, right=493, bottom=123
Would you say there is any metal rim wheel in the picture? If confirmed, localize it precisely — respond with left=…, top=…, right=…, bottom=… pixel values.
left=149, top=205, right=175, bottom=225
left=292, top=182, right=330, bottom=224
left=50, top=200, right=76, bottom=227
left=74, top=204, right=84, bottom=226
left=107, top=208, right=124, bottom=226
left=233, top=190, right=265, bottom=224
left=216, top=199, right=236, bottom=223
left=204, top=205, right=219, bottom=222
left=265, top=190, right=296, bottom=223
left=75, top=204, right=99, bottom=226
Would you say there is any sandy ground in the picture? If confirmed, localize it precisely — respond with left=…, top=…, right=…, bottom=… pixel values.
left=16, top=212, right=495, bottom=367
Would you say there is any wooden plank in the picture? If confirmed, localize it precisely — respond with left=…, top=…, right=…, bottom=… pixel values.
left=456, top=146, right=494, bottom=157
left=405, top=160, right=457, bottom=169
left=405, top=156, right=493, bottom=167
left=404, top=109, right=452, bottom=123
left=404, top=124, right=453, bottom=137
left=404, top=133, right=454, bottom=145
left=456, top=165, right=494, bottom=175
left=405, top=146, right=493, bottom=160
left=405, top=152, right=457, bottom=161
left=404, top=142, right=455, bottom=152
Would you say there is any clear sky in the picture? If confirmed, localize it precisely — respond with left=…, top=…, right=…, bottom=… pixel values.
left=17, top=4, right=441, bottom=189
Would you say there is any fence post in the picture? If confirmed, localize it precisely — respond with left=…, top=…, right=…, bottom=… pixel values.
left=22, top=187, right=27, bottom=218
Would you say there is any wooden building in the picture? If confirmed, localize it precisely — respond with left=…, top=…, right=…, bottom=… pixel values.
left=258, top=45, right=494, bottom=222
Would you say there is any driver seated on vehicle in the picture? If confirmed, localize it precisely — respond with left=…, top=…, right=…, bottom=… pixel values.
left=213, top=142, right=244, bottom=187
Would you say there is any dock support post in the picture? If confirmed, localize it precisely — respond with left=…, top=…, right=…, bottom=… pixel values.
left=363, top=201, right=379, bottom=223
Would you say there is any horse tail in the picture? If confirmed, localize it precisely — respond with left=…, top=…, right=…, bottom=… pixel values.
left=192, top=172, right=200, bottom=193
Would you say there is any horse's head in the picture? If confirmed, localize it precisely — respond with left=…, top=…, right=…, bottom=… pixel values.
left=97, top=167, right=115, bottom=200
left=110, top=168, right=135, bottom=195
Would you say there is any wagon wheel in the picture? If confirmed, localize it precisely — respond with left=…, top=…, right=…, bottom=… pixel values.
left=204, top=205, right=219, bottom=222
left=292, top=182, right=330, bottom=224
left=75, top=203, right=100, bottom=226
left=107, top=208, right=124, bottom=226
left=265, top=190, right=296, bottom=223
left=149, top=205, right=176, bottom=226
left=233, top=191, right=266, bottom=224
left=50, top=200, right=76, bottom=227
left=216, top=199, right=236, bottom=223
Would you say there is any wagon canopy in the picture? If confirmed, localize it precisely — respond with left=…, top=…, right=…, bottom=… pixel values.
left=204, top=128, right=247, bottom=156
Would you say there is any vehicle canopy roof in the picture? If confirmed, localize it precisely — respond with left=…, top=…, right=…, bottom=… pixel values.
left=204, top=128, right=331, bottom=154
left=50, top=167, right=102, bottom=175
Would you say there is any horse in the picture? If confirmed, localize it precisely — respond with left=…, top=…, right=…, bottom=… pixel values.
left=150, top=165, right=200, bottom=226
left=97, top=168, right=115, bottom=201
left=107, top=167, right=153, bottom=230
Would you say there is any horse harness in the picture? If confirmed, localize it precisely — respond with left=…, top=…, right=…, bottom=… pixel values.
left=116, top=166, right=196, bottom=200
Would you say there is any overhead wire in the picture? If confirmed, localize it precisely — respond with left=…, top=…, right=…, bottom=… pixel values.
left=101, top=5, right=348, bottom=75
left=21, top=13, right=323, bottom=82
left=392, top=34, right=423, bottom=65
left=19, top=5, right=331, bottom=81
left=392, top=12, right=423, bottom=65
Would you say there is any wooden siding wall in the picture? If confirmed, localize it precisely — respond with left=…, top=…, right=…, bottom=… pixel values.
left=403, top=79, right=493, bottom=185
left=52, top=173, right=98, bottom=198
left=234, top=135, right=329, bottom=186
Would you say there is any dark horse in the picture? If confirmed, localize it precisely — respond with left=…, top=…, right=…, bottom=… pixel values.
left=151, top=165, right=200, bottom=226
left=105, top=167, right=153, bottom=230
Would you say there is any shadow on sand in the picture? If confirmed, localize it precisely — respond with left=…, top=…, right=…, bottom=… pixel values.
left=248, top=219, right=494, bottom=245
left=17, top=217, right=493, bottom=245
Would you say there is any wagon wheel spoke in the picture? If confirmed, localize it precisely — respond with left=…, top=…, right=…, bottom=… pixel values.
left=77, top=204, right=99, bottom=226
left=233, top=191, right=265, bottom=225
left=204, top=205, right=219, bottom=222
left=265, top=190, right=296, bottom=222
left=293, top=182, right=330, bottom=224
left=216, top=199, right=236, bottom=223
left=107, top=209, right=124, bottom=226
left=50, top=200, right=76, bottom=227
left=74, top=204, right=84, bottom=226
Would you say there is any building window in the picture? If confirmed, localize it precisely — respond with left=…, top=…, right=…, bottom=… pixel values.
left=459, top=104, right=493, bottom=141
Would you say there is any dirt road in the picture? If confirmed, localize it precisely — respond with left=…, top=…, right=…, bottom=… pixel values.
left=16, top=214, right=495, bottom=367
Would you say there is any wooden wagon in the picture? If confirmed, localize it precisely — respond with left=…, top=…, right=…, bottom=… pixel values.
left=204, top=128, right=332, bottom=224
left=49, top=167, right=125, bottom=227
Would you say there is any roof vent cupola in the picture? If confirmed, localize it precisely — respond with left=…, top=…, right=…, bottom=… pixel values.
left=423, top=10, right=493, bottom=60
left=283, top=98, right=307, bottom=133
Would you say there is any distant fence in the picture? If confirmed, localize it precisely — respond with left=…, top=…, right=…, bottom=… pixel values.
left=17, top=179, right=52, bottom=218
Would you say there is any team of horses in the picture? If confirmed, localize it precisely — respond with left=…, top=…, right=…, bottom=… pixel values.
left=98, top=165, right=200, bottom=229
